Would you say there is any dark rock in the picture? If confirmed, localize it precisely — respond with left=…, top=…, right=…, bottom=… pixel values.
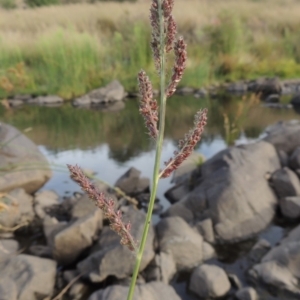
left=164, top=183, right=190, bottom=204
left=235, top=287, right=258, bottom=300
left=263, top=120, right=300, bottom=155
left=0, top=254, right=56, bottom=300
left=0, top=188, right=34, bottom=228
left=165, top=141, right=280, bottom=243
left=90, top=80, right=126, bottom=104
left=194, top=88, right=207, bottom=98
left=290, top=93, right=300, bottom=107
left=248, top=239, right=271, bottom=264
left=156, top=217, right=203, bottom=271
left=176, top=86, right=195, bottom=95
left=189, top=264, right=231, bottom=298
left=114, top=167, right=150, bottom=196
left=0, top=123, right=52, bottom=193
left=280, top=196, right=300, bottom=219
left=270, top=167, right=300, bottom=198
left=264, top=94, right=280, bottom=103
left=34, top=190, right=59, bottom=219
left=277, top=149, right=289, bottom=167
left=226, top=81, right=248, bottom=93
left=29, top=245, right=52, bottom=258
left=88, top=281, right=181, bottom=300
left=77, top=206, right=154, bottom=282
left=289, top=147, right=300, bottom=170
left=249, top=77, right=282, bottom=98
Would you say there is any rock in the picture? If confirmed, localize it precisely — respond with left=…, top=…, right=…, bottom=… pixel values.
left=34, top=95, right=63, bottom=105
left=194, top=88, right=207, bottom=98
left=249, top=223, right=300, bottom=295
left=0, top=188, right=34, bottom=228
left=189, top=264, right=231, bottom=298
left=8, top=99, right=23, bottom=107
left=77, top=206, right=154, bottom=282
left=145, top=252, right=176, bottom=283
left=202, top=241, right=216, bottom=261
left=73, top=94, right=91, bottom=107
left=235, top=287, right=258, bottom=300
left=290, top=93, right=300, bottom=107
left=165, top=141, right=280, bottom=243
left=0, top=239, right=19, bottom=260
left=280, top=196, right=300, bottom=219
left=264, top=94, right=280, bottom=103
left=250, top=77, right=282, bottom=99
left=29, top=245, right=52, bottom=258
left=248, top=239, right=271, bottom=264
left=171, top=152, right=205, bottom=184
left=156, top=217, right=203, bottom=271
left=0, top=123, right=51, bottom=193
left=89, top=80, right=126, bottom=104
left=34, top=190, right=59, bottom=219
left=263, top=120, right=300, bottom=155
left=289, top=147, right=300, bottom=170
left=278, top=149, right=289, bottom=167
left=226, top=81, right=248, bottom=93
left=195, top=218, right=215, bottom=244
left=176, top=86, right=195, bottom=95
left=69, top=282, right=89, bottom=300
left=0, top=276, right=17, bottom=300
left=271, top=167, right=300, bottom=198
left=164, top=183, right=190, bottom=204
left=0, top=254, right=56, bottom=300
left=114, top=167, right=149, bottom=196
left=88, top=281, right=181, bottom=300
left=96, top=101, right=125, bottom=112
left=49, top=209, right=102, bottom=265
left=228, top=273, right=242, bottom=289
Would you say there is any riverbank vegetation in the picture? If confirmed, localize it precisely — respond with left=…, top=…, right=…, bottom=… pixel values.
left=1, top=0, right=300, bottom=99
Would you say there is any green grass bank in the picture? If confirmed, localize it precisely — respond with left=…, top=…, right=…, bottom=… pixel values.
left=1, top=0, right=300, bottom=99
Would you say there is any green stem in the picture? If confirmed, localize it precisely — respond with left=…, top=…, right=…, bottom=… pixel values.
left=126, top=1, right=167, bottom=299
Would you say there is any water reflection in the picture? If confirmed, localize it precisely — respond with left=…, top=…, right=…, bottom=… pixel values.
left=0, top=94, right=298, bottom=205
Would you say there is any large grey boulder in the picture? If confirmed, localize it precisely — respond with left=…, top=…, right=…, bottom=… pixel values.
left=0, top=123, right=51, bottom=193
left=165, top=141, right=280, bottom=243
left=0, top=239, right=19, bottom=261
left=77, top=206, right=155, bottom=282
left=156, top=217, right=203, bottom=271
left=249, top=223, right=300, bottom=295
left=0, top=276, right=18, bottom=300
left=88, top=281, right=181, bottom=300
left=189, top=264, right=231, bottom=298
left=0, top=254, right=56, bottom=300
left=263, top=120, right=300, bottom=154
left=0, top=188, right=34, bottom=228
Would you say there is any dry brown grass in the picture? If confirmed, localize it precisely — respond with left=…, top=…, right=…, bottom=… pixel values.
left=1, top=0, right=300, bottom=39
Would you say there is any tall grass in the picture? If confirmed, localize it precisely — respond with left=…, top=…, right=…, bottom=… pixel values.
left=1, top=0, right=300, bottom=98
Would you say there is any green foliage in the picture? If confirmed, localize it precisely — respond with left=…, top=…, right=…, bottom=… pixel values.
left=0, top=0, right=16, bottom=9
left=25, top=0, right=58, bottom=7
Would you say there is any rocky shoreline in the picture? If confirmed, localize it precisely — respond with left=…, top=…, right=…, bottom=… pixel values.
left=3, top=78, right=300, bottom=113
left=1, top=119, right=300, bottom=300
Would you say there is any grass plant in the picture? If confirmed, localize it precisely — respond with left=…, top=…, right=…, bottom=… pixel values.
left=67, top=0, right=208, bottom=298
left=1, top=0, right=300, bottom=97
